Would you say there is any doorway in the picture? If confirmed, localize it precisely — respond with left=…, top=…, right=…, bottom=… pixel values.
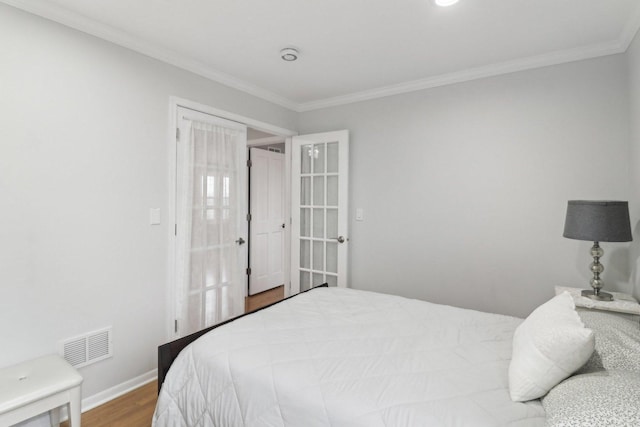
left=168, top=98, right=349, bottom=340
left=247, top=133, right=287, bottom=296
left=168, top=98, right=295, bottom=339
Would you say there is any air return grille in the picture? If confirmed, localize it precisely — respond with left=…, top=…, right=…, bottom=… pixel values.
left=60, top=327, right=112, bottom=368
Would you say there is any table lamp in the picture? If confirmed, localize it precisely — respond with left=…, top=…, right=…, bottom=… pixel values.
left=563, top=200, right=632, bottom=301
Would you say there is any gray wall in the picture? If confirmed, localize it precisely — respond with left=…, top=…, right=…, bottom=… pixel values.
left=0, top=3, right=297, bottom=401
left=299, top=55, right=632, bottom=318
left=628, top=30, right=640, bottom=300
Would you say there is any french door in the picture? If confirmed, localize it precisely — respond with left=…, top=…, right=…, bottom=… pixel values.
left=174, top=107, right=248, bottom=337
left=291, top=130, right=349, bottom=293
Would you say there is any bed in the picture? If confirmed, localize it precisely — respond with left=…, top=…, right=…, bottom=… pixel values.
left=153, top=286, right=640, bottom=427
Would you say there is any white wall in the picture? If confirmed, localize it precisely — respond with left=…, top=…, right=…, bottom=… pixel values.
left=0, top=2, right=297, bottom=406
left=628, top=30, right=640, bottom=300
left=299, top=55, right=631, bottom=318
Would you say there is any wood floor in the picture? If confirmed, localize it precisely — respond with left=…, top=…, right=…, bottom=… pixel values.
left=60, top=380, right=157, bottom=427
left=245, top=284, right=285, bottom=312
left=62, top=286, right=285, bottom=426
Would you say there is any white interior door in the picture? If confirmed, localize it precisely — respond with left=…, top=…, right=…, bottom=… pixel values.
left=291, top=130, right=349, bottom=293
left=249, top=147, right=285, bottom=295
left=174, top=106, right=248, bottom=337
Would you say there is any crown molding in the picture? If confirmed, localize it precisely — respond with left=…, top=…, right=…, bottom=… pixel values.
left=3, top=0, right=639, bottom=113
left=0, top=0, right=300, bottom=111
left=297, top=40, right=626, bottom=112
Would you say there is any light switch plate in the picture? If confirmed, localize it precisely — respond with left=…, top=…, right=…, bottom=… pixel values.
left=150, top=208, right=161, bottom=225
left=355, top=208, right=364, bottom=221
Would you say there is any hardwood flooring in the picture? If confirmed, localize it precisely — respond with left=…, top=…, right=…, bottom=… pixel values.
left=61, top=286, right=285, bottom=426
left=245, top=284, right=285, bottom=312
left=60, top=380, right=157, bottom=427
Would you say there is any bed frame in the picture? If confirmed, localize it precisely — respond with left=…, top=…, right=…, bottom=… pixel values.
left=157, top=284, right=328, bottom=393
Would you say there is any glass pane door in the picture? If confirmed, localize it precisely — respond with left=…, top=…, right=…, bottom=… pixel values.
left=175, top=107, right=247, bottom=337
left=292, top=131, right=349, bottom=293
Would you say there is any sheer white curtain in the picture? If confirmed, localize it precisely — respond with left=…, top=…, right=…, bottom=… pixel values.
left=175, top=117, right=246, bottom=336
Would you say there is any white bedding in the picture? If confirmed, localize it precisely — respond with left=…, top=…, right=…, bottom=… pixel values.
left=153, top=287, right=545, bottom=426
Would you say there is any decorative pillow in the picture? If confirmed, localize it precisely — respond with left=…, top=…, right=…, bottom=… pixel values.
left=576, top=308, right=640, bottom=374
left=508, top=292, right=595, bottom=402
left=542, top=370, right=640, bottom=427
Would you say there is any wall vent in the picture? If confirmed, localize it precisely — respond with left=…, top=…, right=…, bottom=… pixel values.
left=60, top=327, right=112, bottom=368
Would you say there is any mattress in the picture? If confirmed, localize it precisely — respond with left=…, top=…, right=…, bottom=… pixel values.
left=153, top=287, right=545, bottom=426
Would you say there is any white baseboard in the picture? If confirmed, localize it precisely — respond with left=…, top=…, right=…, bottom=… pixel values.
left=82, top=369, right=158, bottom=412
left=57, top=369, right=157, bottom=422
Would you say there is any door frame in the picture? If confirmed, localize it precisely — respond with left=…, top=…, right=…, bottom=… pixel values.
left=167, top=97, right=296, bottom=340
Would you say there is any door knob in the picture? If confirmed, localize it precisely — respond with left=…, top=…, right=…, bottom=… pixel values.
left=235, top=237, right=246, bottom=245
left=331, top=236, right=346, bottom=243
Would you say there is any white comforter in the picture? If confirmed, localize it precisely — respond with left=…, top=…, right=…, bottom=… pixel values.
left=153, top=288, right=545, bottom=426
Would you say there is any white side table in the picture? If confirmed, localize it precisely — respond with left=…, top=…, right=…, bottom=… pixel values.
left=0, top=354, right=83, bottom=427
left=555, top=286, right=640, bottom=315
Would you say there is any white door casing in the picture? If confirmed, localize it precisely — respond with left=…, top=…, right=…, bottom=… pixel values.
left=249, top=147, right=285, bottom=295
left=291, top=130, right=349, bottom=293
left=174, top=106, right=248, bottom=337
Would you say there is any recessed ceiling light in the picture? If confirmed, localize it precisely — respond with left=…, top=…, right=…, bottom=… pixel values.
left=434, top=0, right=459, bottom=6
left=280, top=48, right=299, bottom=62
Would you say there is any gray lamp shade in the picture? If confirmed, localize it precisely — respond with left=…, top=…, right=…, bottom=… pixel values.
left=563, top=200, right=632, bottom=242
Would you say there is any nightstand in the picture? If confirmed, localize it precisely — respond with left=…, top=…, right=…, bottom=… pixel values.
left=0, top=354, right=83, bottom=426
left=555, top=286, right=640, bottom=315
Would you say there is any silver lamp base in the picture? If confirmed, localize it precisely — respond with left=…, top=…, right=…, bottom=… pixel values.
left=581, top=242, right=614, bottom=302
left=581, top=289, right=613, bottom=301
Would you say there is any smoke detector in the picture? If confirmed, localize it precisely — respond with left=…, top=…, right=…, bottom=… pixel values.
left=280, top=47, right=299, bottom=62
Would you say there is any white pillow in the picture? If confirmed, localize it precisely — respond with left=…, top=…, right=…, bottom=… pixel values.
left=508, top=291, right=595, bottom=402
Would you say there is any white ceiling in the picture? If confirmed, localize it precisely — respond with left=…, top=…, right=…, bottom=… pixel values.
left=5, top=0, right=640, bottom=111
